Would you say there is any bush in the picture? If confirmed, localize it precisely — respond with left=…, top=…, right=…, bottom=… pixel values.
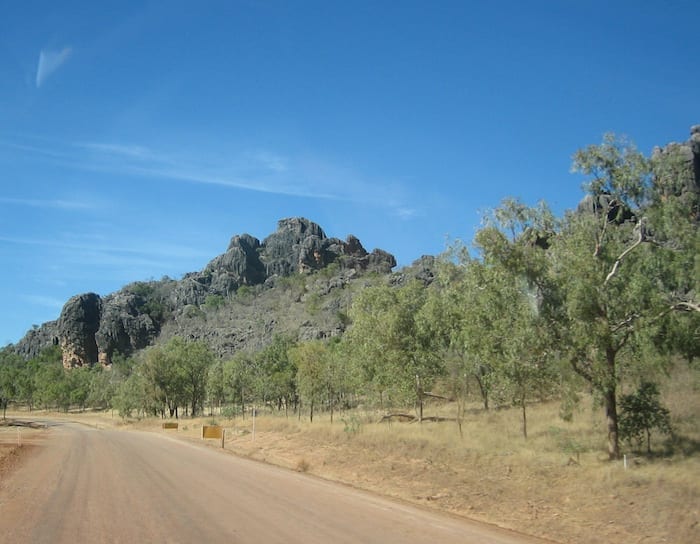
left=619, top=382, right=672, bottom=454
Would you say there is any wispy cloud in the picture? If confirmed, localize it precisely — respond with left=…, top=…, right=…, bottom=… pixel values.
left=76, top=142, right=154, bottom=160
left=36, top=46, right=73, bottom=88
left=22, top=294, right=65, bottom=309
left=394, top=207, right=418, bottom=219
left=2, top=137, right=420, bottom=217
left=0, top=197, right=95, bottom=210
left=0, top=234, right=211, bottom=260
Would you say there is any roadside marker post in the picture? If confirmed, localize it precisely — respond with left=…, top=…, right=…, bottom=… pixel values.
left=252, top=407, right=256, bottom=442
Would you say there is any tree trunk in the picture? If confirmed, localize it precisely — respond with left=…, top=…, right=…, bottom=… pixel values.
left=474, top=372, right=489, bottom=410
left=603, top=387, right=620, bottom=460
left=604, top=347, right=620, bottom=460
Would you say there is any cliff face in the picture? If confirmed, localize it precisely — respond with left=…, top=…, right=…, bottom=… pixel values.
left=12, top=218, right=396, bottom=368
left=652, top=125, right=700, bottom=219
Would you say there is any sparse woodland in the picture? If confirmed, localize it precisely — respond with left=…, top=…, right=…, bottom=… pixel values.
left=1, top=134, right=698, bottom=463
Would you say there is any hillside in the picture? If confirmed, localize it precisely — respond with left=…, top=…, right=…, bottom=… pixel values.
left=10, top=217, right=415, bottom=367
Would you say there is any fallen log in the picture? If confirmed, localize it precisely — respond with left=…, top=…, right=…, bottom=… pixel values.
left=379, top=413, right=416, bottom=423
left=0, top=419, right=47, bottom=429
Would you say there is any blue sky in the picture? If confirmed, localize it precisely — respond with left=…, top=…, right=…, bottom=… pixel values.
left=1, top=0, right=697, bottom=346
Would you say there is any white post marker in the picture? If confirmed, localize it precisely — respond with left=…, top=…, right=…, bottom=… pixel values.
left=17, top=427, right=21, bottom=447
left=252, top=407, right=256, bottom=441
left=623, top=454, right=627, bottom=470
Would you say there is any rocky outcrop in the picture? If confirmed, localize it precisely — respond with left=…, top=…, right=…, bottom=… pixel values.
left=58, top=293, right=102, bottom=368
left=12, top=218, right=396, bottom=366
left=197, top=217, right=396, bottom=292
left=12, top=321, right=59, bottom=360
left=204, top=233, right=266, bottom=294
left=94, top=292, right=158, bottom=365
left=576, top=192, right=634, bottom=224
left=652, top=125, right=700, bottom=219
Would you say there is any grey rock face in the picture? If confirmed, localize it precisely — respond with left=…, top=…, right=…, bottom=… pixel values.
left=652, top=125, right=700, bottom=200
left=12, top=321, right=59, bottom=360
left=58, top=293, right=102, bottom=368
left=11, top=217, right=396, bottom=364
left=261, top=217, right=328, bottom=276
left=95, top=293, right=158, bottom=365
left=204, top=233, right=266, bottom=292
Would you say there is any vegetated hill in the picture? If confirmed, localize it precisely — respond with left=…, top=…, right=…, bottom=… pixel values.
left=9, top=217, right=433, bottom=367
left=9, top=125, right=700, bottom=370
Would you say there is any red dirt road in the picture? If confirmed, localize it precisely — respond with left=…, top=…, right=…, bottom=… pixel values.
left=0, top=420, right=549, bottom=543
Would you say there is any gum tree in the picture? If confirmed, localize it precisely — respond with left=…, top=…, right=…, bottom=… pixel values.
left=551, top=134, right=698, bottom=459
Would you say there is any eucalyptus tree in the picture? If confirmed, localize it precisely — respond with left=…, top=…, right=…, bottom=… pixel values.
left=222, top=351, right=256, bottom=416
left=419, top=257, right=495, bottom=414
left=167, top=338, right=215, bottom=417
left=290, top=340, right=329, bottom=422
left=550, top=134, right=698, bottom=459
left=0, top=350, right=23, bottom=418
left=462, top=199, right=559, bottom=437
left=254, top=334, right=297, bottom=414
left=345, top=280, right=442, bottom=418
left=142, top=337, right=214, bottom=418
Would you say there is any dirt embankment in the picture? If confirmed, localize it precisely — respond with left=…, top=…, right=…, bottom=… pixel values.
left=0, top=420, right=46, bottom=483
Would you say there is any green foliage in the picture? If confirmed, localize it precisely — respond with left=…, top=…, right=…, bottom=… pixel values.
left=341, top=414, right=362, bottom=436
left=0, top=350, right=23, bottom=418
left=254, top=335, right=297, bottom=411
left=113, top=373, right=148, bottom=419
left=304, top=292, right=322, bottom=315
left=139, top=337, right=215, bottom=417
left=4, top=130, right=693, bottom=465
left=204, top=294, right=226, bottom=311
left=619, top=382, right=672, bottom=453
left=549, top=135, right=689, bottom=458
left=344, top=280, right=441, bottom=413
left=290, top=341, right=330, bottom=422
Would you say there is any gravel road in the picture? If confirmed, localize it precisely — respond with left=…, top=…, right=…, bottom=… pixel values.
left=0, top=420, right=549, bottom=543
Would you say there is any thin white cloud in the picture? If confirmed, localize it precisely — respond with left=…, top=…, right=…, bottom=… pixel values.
left=247, top=151, right=289, bottom=173
left=75, top=142, right=155, bottom=160
left=3, top=137, right=421, bottom=217
left=36, top=46, right=73, bottom=88
left=394, top=207, right=418, bottom=219
left=22, top=294, right=65, bottom=309
left=0, top=197, right=94, bottom=210
left=0, top=234, right=211, bottom=261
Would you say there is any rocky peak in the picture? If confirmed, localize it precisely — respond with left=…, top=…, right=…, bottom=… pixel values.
left=12, top=218, right=396, bottom=367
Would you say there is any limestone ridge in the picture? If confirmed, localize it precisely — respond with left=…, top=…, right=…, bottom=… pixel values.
left=12, top=218, right=396, bottom=368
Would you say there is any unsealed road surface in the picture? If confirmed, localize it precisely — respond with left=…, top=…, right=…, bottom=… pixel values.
left=0, top=420, right=548, bottom=543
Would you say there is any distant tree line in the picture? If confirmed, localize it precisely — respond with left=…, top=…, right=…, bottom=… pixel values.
left=1, top=134, right=697, bottom=460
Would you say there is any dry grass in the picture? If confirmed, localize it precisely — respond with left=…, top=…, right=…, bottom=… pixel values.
left=4, top=363, right=697, bottom=543
left=199, top=364, right=699, bottom=544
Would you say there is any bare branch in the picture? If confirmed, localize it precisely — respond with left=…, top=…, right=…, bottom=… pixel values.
left=604, top=219, right=646, bottom=285
left=673, top=301, right=700, bottom=313
left=611, top=314, right=640, bottom=333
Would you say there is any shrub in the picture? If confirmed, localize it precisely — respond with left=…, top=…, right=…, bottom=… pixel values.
left=619, top=382, right=672, bottom=454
